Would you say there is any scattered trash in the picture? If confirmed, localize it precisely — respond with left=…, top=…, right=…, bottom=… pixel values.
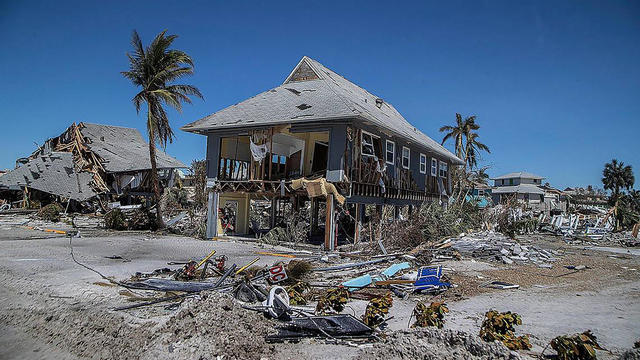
left=483, top=281, right=520, bottom=290
left=266, top=314, right=373, bottom=342
left=262, top=286, right=291, bottom=319
left=414, top=266, right=451, bottom=293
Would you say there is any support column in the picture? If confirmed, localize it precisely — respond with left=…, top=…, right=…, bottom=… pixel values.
left=353, top=203, right=362, bottom=244
left=206, top=191, right=220, bottom=239
left=324, top=194, right=336, bottom=251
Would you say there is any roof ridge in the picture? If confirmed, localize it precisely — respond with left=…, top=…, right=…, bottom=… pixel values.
left=303, top=57, right=361, bottom=117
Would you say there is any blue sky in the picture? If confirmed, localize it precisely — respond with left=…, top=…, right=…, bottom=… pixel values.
left=1, top=0, right=638, bottom=190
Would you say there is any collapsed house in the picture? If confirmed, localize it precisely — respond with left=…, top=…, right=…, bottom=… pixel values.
left=0, top=122, right=186, bottom=209
left=182, top=56, right=463, bottom=248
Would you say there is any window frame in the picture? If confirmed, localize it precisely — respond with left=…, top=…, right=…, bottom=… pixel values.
left=430, top=158, right=437, bottom=176
left=439, top=161, right=448, bottom=178
left=419, top=153, right=427, bottom=174
left=361, top=130, right=379, bottom=158
left=385, top=140, right=395, bottom=165
left=401, top=146, right=410, bottom=169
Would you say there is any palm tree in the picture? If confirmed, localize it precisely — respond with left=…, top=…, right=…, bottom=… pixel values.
left=602, top=159, right=634, bottom=202
left=122, top=30, right=203, bottom=228
left=440, top=113, right=473, bottom=160
left=471, top=166, right=490, bottom=186
left=464, top=132, right=490, bottom=170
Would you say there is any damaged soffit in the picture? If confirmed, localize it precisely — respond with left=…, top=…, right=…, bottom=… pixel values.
left=0, top=152, right=98, bottom=201
left=181, top=56, right=463, bottom=165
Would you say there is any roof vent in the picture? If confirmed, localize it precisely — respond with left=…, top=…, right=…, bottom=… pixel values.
left=375, top=98, right=383, bottom=108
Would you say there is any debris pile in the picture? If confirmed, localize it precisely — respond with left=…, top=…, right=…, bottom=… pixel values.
left=446, top=231, right=561, bottom=266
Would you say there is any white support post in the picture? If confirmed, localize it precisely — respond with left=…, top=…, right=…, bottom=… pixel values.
left=324, top=194, right=336, bottom=251
left=206, top=191, right=220, bottom=239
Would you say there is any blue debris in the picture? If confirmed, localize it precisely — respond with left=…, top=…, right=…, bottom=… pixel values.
left=414, top=266, right=451, bottom=292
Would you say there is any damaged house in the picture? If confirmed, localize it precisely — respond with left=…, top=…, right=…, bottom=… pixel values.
left=182, top=56, right=463, bottom=248
left=0, top=122, right=186, bottom=209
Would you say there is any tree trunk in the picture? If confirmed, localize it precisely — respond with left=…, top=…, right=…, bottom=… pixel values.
left=147, top=108, right=165, bottom=229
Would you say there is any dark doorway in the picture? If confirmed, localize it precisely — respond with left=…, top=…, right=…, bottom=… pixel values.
left=311, top=142, right=328, bottom=174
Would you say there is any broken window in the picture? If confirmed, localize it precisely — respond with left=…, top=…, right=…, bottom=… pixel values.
left=439, top=161, right=448, bottom=178
left=385, top=140, right=395, bottom=165
left=402, top=147, right=410, bottom=169
left=419, top=153, right=427, bottom=174
left=431, top=158, right=437, bottom=176
left=361, top=131, right=382, bottom=158
left=361, top=132, right=375, bottom=157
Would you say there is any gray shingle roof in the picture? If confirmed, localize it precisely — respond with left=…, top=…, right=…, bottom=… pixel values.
left=0, top=152, right=97, bottom=201
left=80, top=123, right=187, bottom=173
left=492, top=183, right=545, bottom=195
left=491, top=171, right=545, bottom=180
left=182, top=56, right=462, bottom=165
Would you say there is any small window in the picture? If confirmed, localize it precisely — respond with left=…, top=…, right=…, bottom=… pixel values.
left=402, top=147, right=410, bottom=169
left=385, top=140, right=395, bottom=165
left=439, top=161, right=448, bottom=178
left=509, top=178, right=514, bottom=185
left=431, top=158, right=437, bottom=176
left=419, top=153, right=427, bottom=174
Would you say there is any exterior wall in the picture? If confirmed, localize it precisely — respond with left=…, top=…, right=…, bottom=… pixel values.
left=356, top=123, right=451, bottom=194
left=206, top=134, right=221, bottom=179
left=494, top=177, right=542, bottom=187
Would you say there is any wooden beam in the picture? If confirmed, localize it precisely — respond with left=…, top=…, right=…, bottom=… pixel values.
left=354, top=203, right=361, bottom=244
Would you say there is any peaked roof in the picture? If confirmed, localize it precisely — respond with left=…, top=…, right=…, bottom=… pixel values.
left=491, top=171, right=544, bottom=180
left=79, top=123, right=186, bottom=173
left=182, top=56, right=462, bottom=164
left=0, top=152, right=97, bottom=201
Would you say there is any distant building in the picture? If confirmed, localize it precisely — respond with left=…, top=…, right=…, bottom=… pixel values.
left=491, top=171, right=545, bottom=204
left=465, top=181, right=492, bottom=208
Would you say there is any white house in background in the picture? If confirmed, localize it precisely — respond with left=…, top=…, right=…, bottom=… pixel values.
left=490, top=171, right=545, bottom=204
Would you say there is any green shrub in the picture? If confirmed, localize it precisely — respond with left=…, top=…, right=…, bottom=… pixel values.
left=37, top=203, right=64, bottom=222
left=104, top=209, right=126, bottom=230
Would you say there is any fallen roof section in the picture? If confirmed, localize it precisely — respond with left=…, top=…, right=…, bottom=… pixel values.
left=80, top=123, right=187, bottom=173
left=0, top=152, right=98, bottom=201
left=182, top=56, right=463, bottom=165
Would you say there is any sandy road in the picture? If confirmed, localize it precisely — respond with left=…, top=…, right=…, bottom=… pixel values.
left=0, top=222, right=638, bottom=359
